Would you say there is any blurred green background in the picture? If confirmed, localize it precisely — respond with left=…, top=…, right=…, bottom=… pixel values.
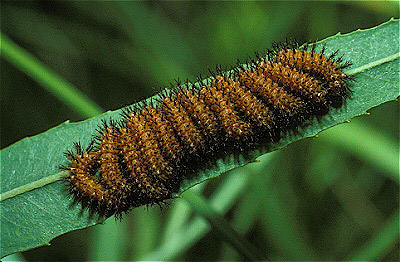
left=1, top=1, right=398, bottom=261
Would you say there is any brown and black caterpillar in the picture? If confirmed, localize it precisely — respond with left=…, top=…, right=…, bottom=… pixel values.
left=61, top=40, right=352, bottom=218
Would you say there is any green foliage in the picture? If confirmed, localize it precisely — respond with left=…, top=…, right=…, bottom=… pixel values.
left=1, top=2, right=399, bottom=261
left=1, top=18, right=399, bottom=260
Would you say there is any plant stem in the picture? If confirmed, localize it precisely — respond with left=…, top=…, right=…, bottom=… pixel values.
left=0, top=171, right=68, bottom=201
left=182, top=190, right=269, bottom=261
left=0, top=33, right=103, bottom=119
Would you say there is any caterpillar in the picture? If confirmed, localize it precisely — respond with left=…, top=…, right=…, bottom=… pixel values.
left=61, top=40, right=352, bottom=218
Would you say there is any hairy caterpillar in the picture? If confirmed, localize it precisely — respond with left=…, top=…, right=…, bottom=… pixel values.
left=61, top=40, right=352, bottom=218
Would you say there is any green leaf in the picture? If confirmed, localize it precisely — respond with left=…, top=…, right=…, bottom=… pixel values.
left=1, top=19, right=399, bottom=258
